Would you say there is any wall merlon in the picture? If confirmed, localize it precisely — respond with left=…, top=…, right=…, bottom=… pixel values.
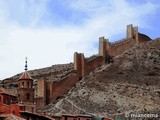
left=133, top=26, right=138, bottom=33
left=99, top=36, right=105, bottom=41
left=106, top=38, right=109, bottom=43
left=126, top=24, right=133, bottom=38
left=37, top=79, right=46, bottom=97
left=99, top=37, right=107, bottom=57
left=73, top=52, right=86, bottom=78
left=110, top=38, right=134, bottom=46
left=73, top=24, right=150, bottom=77
left=36, top=24, right=152, bottom=109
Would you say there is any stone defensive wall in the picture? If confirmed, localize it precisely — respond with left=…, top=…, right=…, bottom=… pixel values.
left=104, top=32, right=151, bottom=57
left=99, top=24, right=151, bottom=57
left=3, top=24, right=152, bottom=111
left=74, top=24, right=151, bottom=78
left=36, top=79, right=46, bottom=110
left=138, top=33, right=152, bottom=43
left=36, top=73, right=79, bottom=106
left=74, top=52, right=104, bottom=78
left=36, top=24, right=152, bottom=109
left=47, top=73, right=79, bottom=104
left=103, top=37, right=135, bottom=57
left=85, top=55, right=103, bottom=75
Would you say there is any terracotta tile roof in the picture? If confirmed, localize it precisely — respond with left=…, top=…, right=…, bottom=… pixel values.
left=19, top=72, right=32, bottom=80
left=0, top=87, right=16, bottom=96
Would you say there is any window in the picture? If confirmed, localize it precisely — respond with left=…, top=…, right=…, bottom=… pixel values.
left=27, top=93, right=30, bottom=100
left=22, top=82, right=24, bottom=87
left=11, top=99, right=13, bottom=103
left=27, top=82, right=29, bottom=88
left=6, top=97, right=9, bottom=104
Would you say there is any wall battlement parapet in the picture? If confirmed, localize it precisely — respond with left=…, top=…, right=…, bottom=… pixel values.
left=35, top=24, right=152, bottom=109
left=98, top=24, right=151, bottom=57
left=111, top=38, right=126, bottom=45
left=73, top=24, right=149, bottom=78
left=86, top=54, right=99, bottom=62
left=74, top=52, right=103, bottom=78
left=73, top=24, right=151, bottom=79
left=111, top=38, right=133, bottom=46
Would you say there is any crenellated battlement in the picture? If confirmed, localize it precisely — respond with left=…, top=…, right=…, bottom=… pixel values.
left=111, top=38, right=128, bottom=45
left=2, top=24, right=153, bottom=111
left=74, top=52, right=103, bottom=78
left=98, top=24, right=151, bottom=58
left=74, top=24, right=151, bottom=77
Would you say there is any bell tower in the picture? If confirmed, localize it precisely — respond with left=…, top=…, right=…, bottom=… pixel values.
left=17, top=58, right=34, bottom=104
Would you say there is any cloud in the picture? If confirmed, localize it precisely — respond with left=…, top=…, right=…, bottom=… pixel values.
left=0, top=0, right=48, bottom=27
left=0, top=0, right=159, bottom=79
left=68, top=0, right=158, bottom=36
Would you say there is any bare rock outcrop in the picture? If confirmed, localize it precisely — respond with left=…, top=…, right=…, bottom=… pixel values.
left=38, top=39, right=160, bottom=119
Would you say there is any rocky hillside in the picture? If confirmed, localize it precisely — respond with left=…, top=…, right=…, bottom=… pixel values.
left=0, top=63, right=74, bottom=93
left=38, top=38, right=160, bottom=119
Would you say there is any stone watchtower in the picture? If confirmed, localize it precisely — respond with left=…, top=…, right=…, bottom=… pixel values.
left=17, top=58, right=34, bottom=105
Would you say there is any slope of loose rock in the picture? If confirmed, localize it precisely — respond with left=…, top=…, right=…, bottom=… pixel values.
left=38, top=39, right=160, bottom=118
left=0, top=63, right=74, bottom=94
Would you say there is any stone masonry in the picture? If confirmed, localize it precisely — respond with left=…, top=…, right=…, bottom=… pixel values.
left=74, top=24, right=151, bottom=78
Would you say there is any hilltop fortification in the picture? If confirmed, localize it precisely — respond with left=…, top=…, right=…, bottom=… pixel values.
left=1, top=24, right=152, bottom=112
left=39, top=38, right=160, bottom=118
left=74, top=24, right=151, bottom=78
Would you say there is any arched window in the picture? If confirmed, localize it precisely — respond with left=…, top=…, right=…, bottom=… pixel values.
left=22, top=82, right=24, bottom=87
left=27, top=93, right=30, bottom=100
left=6, top=97, right=8, bottom=104
left=27, top=82, right=29, bottom=88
